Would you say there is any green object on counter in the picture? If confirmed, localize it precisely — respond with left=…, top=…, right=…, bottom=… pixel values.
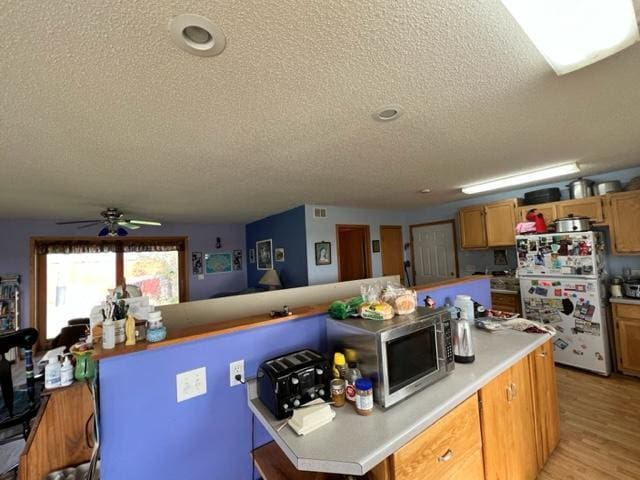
left=72, top=350, right=96, bottom=381
left=328, top=296, right=364, bottom=320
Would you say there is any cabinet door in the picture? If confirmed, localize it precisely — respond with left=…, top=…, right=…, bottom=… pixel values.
left=491, top=292, right=520, bottom=314
left=458, top=206, right=487, bottom=249
left=479, top=357, right=538, bottom=480
left=517, top=204, right=558, bottom=224
left=484, top=200, right=518, bottom=247
left=556, top=197, right=604, bottom=223
left=529, top=340, right=560, bottom=467
left=608, top=191, right=640, bottom=254
left=616, top=317, right=640, bottom=374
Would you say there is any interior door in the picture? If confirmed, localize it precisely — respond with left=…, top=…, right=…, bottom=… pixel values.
left=380, top=225, right=404, bottom=278
left=337, top=225, right=372, bottom=282
left=411, top=222, right=457, bottom=285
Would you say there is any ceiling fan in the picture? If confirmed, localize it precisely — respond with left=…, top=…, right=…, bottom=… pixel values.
left=56, top=208, right=162, bottom=236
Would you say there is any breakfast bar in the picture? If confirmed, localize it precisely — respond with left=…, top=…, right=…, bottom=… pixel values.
left=248, top=329, right=554, bottom=476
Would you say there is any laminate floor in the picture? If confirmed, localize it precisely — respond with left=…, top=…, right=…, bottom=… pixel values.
left=538, top=366, right=640, bottom=480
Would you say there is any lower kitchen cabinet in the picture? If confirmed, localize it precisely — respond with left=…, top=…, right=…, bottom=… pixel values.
left=391, top=393, right=484, bottom=480
left=528, top=340, right=560, bottom=467
left=612, top=303, right=640, bottom=376
left=491, top=291, right=521, bottom=315
left=479, top=354, right=538, bottom=480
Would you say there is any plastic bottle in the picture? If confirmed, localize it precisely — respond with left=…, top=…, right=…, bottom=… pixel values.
left=60, top=354, right=74, bottom=387
left=45, top=356, right=62, bottom=389
left=345, top=362, right=361, bottom=403
left=454, top=295, right=475, bottom=321
left=332, top=352, right=347, bottom=379
left=103, top=317, right=116, bottom=349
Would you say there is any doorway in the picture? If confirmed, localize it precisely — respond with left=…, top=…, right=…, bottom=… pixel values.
left=380, top=225, right=404, bottom=281
left=336, top=225, right=372, bottom=282
left=410, top=221, right=458, bottom=285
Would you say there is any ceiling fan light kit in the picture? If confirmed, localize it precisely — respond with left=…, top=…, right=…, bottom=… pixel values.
left=57, top=208, right=162, bottom=237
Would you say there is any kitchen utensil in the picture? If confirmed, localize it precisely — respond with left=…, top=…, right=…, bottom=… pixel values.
left=523, top=187, right=561, bottom=205
left=554, top=215, right=592, bottom=233
left=623, top=278, right=640, bottom=298
left=567, top=178, right=594, bottom=199
left=453, top=316, right=475, bottom=363
left=593, top=180, right=622, bottom=196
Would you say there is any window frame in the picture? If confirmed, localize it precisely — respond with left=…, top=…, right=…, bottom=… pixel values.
left=30, top=236, right=189, bottom=349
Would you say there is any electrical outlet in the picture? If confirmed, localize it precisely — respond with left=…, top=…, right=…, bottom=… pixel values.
left=229, top=359, right=245, bottom=387
left=176, top=367, right=207, bottom=403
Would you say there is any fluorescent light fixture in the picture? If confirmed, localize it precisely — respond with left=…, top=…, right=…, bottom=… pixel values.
left=500, top=0, right=639, bottom=75
left=461, top=163, right=580, bottom=195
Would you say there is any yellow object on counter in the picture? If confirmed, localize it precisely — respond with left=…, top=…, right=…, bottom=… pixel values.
left=332, top=352, right=346, bottom=378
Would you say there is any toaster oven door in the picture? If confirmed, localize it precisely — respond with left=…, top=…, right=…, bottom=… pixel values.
left=379, top=316, right=443, bottom=407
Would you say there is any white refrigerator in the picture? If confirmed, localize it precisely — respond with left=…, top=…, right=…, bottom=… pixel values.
left=516, top=231, right=612, bottom=375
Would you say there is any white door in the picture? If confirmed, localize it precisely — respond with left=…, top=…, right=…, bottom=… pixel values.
left=412, top=223, right=457, bottom=285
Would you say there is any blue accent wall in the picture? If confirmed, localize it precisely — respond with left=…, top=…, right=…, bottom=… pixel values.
left=246, top=205, right=308, bottom=288
left=97, top=278, right=491, bottom=480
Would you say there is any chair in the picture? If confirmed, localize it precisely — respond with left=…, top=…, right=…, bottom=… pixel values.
left=0, top=328, right=41, bottom=444
left=50, top=318, right=89, bottom=352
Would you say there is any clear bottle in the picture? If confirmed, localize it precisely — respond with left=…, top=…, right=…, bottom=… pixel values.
left=60, top=354, right=74, bottom=387
left=102, top=317, right=116, bottom=350
left=44, top=356, right=62, bottom=389
left=345, top=362, right=361, bottom=403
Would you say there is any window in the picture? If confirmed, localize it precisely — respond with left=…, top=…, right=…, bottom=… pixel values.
left=32, top=237, right=188, bottom=346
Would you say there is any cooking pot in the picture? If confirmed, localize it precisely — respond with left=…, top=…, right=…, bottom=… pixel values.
left=554, top=215, right=592, bottom=233
left=567, top=178, right=594, bottom=199
left=623, top=278, right=640, bottom=299
left=593, top=180, right=622, bottom=196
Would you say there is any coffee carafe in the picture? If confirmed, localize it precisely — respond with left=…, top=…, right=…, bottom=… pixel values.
left=452, top=295, right=476, bottom=364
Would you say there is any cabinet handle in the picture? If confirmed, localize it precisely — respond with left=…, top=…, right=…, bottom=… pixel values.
left=438, top=449, right=454, bottom=462
left=538, top=351, right=547, bottom=357
left=506, top=384, right=513, bottom=402
left=511, top=382, right=518, bottom=399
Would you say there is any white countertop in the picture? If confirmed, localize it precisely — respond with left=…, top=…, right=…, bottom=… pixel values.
left=610, top=296, right=640, bottom=305
left=247, top=327, right=551, bottom=475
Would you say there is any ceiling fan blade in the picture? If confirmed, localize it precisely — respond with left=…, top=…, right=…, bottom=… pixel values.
left=128, top=220, right=162, bottom=226
left=77, top=222, right=103, bottom=229
left=56, top=220, right=101, bottom=225
left=117, top=221, right=140, bottom=230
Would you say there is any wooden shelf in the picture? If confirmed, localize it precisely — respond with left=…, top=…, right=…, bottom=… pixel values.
left=253, top=442, right=341, bottom=480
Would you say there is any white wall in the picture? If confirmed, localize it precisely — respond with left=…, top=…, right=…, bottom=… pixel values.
left=304, top=205, right=408, bottom=285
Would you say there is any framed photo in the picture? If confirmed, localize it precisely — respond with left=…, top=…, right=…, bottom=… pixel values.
left=315, top=241, right=331, bottom=265
left=232, top=249, right=243, bottom=271
left=191, top=251, right=203, bottom=275
left=275, top=248, right=285, bottom=262
left=204, top=252, right=232, bottom=274
left=249, top=249, right=255, bottom=264
left=372, top=240, right=381, bottom=253
left=494, top=249, right=508, bottom=266
left=256, top=239, right=273, bottom=270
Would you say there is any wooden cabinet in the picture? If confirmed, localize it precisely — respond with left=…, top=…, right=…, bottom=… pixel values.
left=491, top=291, right=521, bottom=315
left=607, top=191, right=640, bottom=254
left=556, top=197, right=604, bottom=224
left=484, top=200, right=519, bottom=247
left=517, top=203, right=558, bottom=225
left=479, top=355, right=538, bottom=480
left=458, top=205, right=487, bottom=249
left=459, top=199, right=520, bottom=249
left=392, top=393, right=484, bottom=480
left=612, top=303, right=640, bottom=376
left=528, top=340, right=560, bottom=467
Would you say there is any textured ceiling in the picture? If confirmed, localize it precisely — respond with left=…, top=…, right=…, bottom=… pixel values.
left=2, top=0, right=640, bottom=223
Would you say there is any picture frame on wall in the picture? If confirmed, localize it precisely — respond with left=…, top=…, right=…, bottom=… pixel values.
left=232, top=249, right=243, bottom=271
left=249, top=249, right=255, bottom=264
left=256, top=239, right=273, bottom=270
left=191, top=251, right=203, bottom=275
left=315, top=241, right=331, bottom=265
left=204, top=252, right=233, bottom=274
left=372, top=240, right=381, bottom=253
left=275, top=248, right=285, bottom=262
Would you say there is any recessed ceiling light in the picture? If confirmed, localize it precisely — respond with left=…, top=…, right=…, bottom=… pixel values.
left=419, top=188, right=432, bottom=194
left=373, top=105, right=404, bottom=122
left=461, top=163, right=580, bottom=195
left=169, top=14, right=226, bottom=57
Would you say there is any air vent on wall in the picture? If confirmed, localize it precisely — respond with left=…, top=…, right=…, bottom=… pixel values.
left=313, top=208, right=327, bottom=219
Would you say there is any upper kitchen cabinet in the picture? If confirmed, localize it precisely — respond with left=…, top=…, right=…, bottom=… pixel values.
left=458, top=205, right=487, bottom=249
left=556, top=197, right=605, bottom=224
left=607, top=190, right=640, bottom=254
left=517, top=203, right=558, bottom=226
left=484, top=199, right=520, bottom=247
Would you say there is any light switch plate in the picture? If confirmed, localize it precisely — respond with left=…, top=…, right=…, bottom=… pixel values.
left=176, top=367, right=207, bottom=403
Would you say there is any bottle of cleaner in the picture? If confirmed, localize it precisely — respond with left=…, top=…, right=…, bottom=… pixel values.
left=45, top=356, right=62, bottom=389
left=60, top=354, right=74, bottom=387
left=103, top=317, right=116, bottom=349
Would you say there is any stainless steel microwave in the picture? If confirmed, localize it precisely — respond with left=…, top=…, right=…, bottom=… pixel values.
left=326, top=307, right=455, bottom=408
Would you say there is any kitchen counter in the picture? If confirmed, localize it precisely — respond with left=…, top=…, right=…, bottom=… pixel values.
left=610, top=296, right=640, bottom=306
left=247, top=328, right=551, bottom=476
